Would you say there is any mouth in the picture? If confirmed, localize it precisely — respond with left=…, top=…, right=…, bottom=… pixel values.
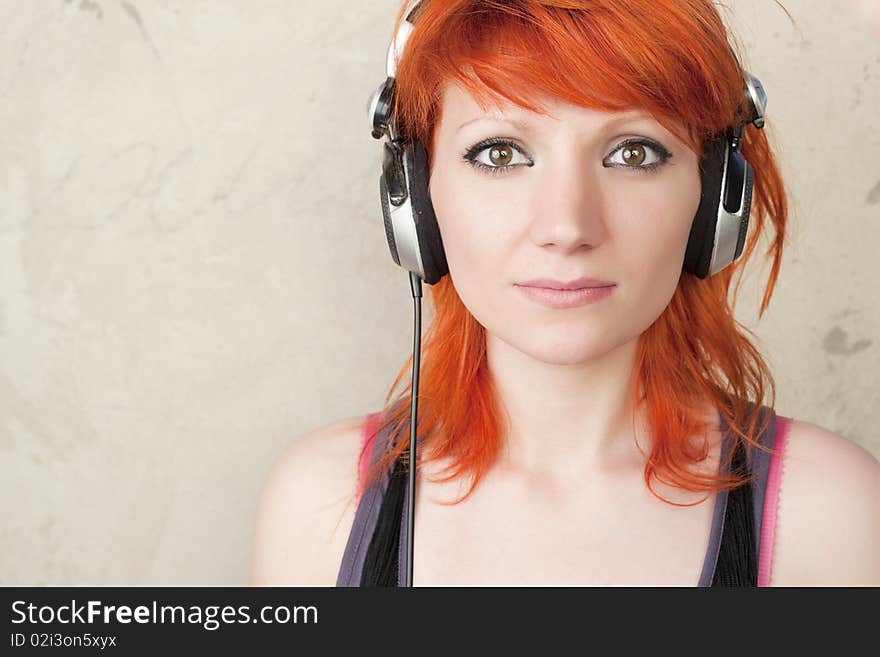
left=515, top=283, right=615, bottom=309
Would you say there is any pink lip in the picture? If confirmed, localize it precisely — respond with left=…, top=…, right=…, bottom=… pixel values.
left=516, top=284, right=614, bottom=308
left=516, top=277, right=614, bottom=290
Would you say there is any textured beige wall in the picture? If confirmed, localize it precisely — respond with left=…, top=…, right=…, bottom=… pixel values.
left=0, top=1, right=877, bottom=585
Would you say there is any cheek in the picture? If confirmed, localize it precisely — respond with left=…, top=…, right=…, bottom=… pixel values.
left=627, top=203, right=694, bottom=269
left=430, top=171, right=510, bottom=277
left=617, top=164, right=700, bottom=256
left=618, top=186, right=700, bottom=310
left=429, top=171, right=523, bottom=330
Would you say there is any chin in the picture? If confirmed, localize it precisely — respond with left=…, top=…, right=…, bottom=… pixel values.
left=507, top=332, right=624, bottom=366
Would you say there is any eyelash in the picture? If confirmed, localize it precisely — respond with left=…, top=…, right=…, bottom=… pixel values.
left=461, top=137, right=673, bottom=176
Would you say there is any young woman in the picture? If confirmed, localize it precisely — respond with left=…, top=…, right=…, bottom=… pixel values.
left=251, top=0, right=880, bottom=586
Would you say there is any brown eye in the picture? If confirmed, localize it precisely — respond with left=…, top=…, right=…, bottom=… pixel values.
left=605, top=139, right=670, bottom=173
left=489, top=146, right=513, bottom=166
left=621, top=144, right=646, bottom=166
left=464, top=139, right=531, bottom=173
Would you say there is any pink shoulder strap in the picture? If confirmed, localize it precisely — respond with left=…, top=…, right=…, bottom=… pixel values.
left=757, top=415, right=793, bottom=587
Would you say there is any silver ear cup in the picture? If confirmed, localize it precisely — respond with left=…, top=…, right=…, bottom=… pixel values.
left=379, top=141, right=427, bottom=280
left=379, top=173, right=401, bottom=268
left=733, top=161, right=754, bottom=263
left=707, top=142, right=754, bottom=276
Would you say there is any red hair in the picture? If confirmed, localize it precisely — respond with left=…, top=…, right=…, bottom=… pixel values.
left=358, top=0, right=792, bottom=507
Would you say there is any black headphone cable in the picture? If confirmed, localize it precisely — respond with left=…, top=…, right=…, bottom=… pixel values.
left=406, top=270, right=422, bottom=587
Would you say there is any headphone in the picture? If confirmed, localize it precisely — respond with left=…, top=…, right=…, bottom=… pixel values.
left=366, top=1, right=768, bottom=587
left=368, top=3, right=768, bottom=283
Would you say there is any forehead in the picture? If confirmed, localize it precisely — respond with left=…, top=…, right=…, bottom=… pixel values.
left=436, top=81, right=685, bottom=139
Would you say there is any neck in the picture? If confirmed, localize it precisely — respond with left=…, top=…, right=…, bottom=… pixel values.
left=486, top=333, right=648, bottom=484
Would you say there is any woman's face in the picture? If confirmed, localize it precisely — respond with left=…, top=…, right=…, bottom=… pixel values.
left=427, top=82, right=702, bottom=365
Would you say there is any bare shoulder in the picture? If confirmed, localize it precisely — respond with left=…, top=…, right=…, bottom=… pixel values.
left=771, top=417, right=880, bottom=586
left=249, top=414, right=370, bottom=586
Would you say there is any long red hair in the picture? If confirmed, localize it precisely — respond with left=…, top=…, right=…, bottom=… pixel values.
left=358, top=0, right=792, bottom=507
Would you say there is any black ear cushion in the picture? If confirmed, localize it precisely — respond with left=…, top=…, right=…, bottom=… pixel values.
left=684, top=135, right=727, bottom=279
left=405, top=141, right=449, bottom=285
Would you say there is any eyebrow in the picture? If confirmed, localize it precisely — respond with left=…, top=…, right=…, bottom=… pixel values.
left=456, top=109, right=657, bottom=133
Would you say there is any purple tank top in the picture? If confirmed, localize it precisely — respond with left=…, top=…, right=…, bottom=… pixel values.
left=336, top=405, right=782, bottom=586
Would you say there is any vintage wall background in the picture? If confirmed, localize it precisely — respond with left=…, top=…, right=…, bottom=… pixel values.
left=0, top=0, right=877, bottom=585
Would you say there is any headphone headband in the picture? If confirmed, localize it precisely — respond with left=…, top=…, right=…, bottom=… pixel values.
left=371, top=5, right=767, bottom=142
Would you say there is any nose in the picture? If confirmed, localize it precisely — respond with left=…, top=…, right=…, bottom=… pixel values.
left=526, top=147, right=608, bottom=254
